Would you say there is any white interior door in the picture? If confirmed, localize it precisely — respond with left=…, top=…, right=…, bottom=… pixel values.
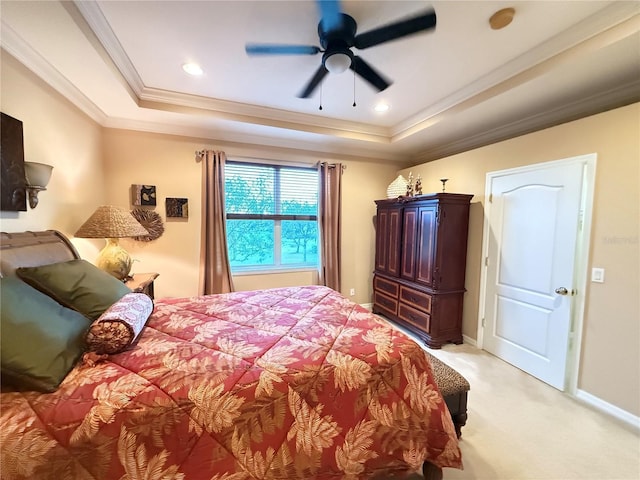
left=482, top=157, right=588, bottom=390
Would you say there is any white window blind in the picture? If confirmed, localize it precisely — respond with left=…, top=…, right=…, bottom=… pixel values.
left=224, top=162, right=318, bottom=271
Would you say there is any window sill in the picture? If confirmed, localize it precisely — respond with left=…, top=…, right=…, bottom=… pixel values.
left=232, top=267, right=318, bottom=277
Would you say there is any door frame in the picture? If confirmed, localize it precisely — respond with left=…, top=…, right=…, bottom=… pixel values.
left=476, top=154, right=597, bottom=394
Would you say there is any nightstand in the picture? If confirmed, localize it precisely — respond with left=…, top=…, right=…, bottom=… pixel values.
left=126, top=273, right=159, bottom=299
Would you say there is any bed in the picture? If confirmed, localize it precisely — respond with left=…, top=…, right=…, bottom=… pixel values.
left=0, top=230, right=462, bottom=480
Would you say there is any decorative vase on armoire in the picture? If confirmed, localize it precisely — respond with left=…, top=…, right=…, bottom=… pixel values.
left=372, top=193, right=473, bottom=348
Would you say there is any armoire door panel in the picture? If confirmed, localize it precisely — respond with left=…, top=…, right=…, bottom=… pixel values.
left=387, top=209, right=402, bottom=277
left=416, top=206, right=437, bottom=286
left=375, top=209, right=389, bottom=272
left=375, top=207, right=402, bottom=276
left=401, top=207, right=418, bottom=280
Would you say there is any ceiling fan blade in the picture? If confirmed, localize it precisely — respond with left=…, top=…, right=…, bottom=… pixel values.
left=298, top=65, right=329, bottom=98
left=350, top=56, right=391, bottom=92
left=354, top=9, right=436, bottom=49
left=245, top=44, right=321, bottom=56
left=317, top=0, right=343, bottom=33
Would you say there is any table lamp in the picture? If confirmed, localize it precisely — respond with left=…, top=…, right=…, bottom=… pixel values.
left=75, top=205, right=149, bottom=281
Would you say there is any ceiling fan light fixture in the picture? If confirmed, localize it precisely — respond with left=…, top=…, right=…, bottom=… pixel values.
left=324, top=51, right=352, bottom=74
left=374, top=103, right=390, bottom=112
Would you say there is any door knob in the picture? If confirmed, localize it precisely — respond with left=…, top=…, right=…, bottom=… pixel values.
left=555, top=287, right=569, bottom=295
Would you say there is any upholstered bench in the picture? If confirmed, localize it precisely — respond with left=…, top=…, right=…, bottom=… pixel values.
left=426, top=353, right=470, bottom=438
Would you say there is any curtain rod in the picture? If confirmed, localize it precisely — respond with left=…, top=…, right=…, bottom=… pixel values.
left=195, top=149, right=346, bottom=171
left=319, top=163, right=347, bottom=171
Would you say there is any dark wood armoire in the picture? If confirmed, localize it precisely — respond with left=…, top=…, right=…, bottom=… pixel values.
left=373, top=193, right=473, bottom=348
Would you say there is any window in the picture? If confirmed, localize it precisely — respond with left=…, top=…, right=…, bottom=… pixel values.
left=224, top=162, right=318, bottom=272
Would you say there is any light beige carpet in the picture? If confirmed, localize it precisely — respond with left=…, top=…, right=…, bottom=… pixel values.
left=414, top=343, right=640, bottom=480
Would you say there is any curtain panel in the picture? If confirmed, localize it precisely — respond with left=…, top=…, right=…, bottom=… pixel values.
left=318, top=162, right=343, bottom=291
left=199, top=150, right=234, bottom=294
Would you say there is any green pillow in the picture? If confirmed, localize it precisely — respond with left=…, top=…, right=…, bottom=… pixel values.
left=16, top=259, right=131, bottom=320
left=0, top=276, right=90, bottom=392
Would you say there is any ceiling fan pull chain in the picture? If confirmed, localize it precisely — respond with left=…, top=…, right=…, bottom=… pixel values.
left=319, top=83, right=323, bottom=110
left=353, top=68, right=356, bottom=107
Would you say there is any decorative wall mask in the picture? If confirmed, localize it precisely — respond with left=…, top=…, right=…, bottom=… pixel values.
left=130, top=208, right=165, bottom=241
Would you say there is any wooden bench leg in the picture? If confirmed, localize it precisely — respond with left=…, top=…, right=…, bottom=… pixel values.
left=423, top=461, right=443, bottom=480
left=444, top=391, right=468, bottom=438
left=452, top=411, right=468, bottom=438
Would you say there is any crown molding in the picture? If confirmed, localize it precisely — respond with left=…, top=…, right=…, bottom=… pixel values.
left=102, top=116, right=401, bottom=162
left=72, top=0, right=145, bottom=96
left=0, top=21, right=107, bottom=124
left=410, top=77, right=640, bottom=164
left=138, top=88, right=390, bottom=143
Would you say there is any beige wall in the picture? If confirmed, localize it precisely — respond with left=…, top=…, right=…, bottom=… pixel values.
left=101, top=129, right=397, bottom=301
left=400, top=103, right=640, bottom=416
left=0, top=51, right=105, bottom=260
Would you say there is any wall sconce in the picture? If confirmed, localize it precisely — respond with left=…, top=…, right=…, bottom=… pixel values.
left=24, top=161, right=53, bottom=209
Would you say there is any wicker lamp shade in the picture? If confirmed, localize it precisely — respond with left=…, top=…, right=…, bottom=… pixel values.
left=75, top=206, right=148, bottom=238
left=75, top=206, right=148, bottom=281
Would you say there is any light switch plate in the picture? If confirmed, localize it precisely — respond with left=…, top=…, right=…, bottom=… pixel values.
left=591, top=267, right=605, bottom=283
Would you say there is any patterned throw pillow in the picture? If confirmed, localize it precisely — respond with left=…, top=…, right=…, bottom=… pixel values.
left=85, top=293, right=153, bottom=354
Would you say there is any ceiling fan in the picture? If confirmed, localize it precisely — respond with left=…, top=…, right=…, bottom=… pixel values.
left=245, top=0, right=437, bottom=98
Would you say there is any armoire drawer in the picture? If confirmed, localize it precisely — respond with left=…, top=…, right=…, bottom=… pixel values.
left=374, top=276, right=399, bottom=298
left=398, top=303, right=431, bottom=332
left=399, top=285, right=432, bottom=314
left=374, top=290, right=398, bottom=316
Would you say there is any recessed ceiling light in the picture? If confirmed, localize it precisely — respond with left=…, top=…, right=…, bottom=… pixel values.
left=374, top=103, right=390, bottom=113
left=182, top=63, right=203, bottom=76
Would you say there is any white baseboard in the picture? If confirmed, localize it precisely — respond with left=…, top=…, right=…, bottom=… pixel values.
left=575, top=389, right=640, bottom=431
left=360, top=303, right=373, bottom=311
left=462, top=334, right=477, bottom=346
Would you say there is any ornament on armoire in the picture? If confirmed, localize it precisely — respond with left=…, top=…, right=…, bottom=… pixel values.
left=386, top=175, right=409, bottom=198
left=386, top=172, right=427, bottom=198
left=414, top=175, right=423, bottom=195
left=406, top=172, right=414, bottom=197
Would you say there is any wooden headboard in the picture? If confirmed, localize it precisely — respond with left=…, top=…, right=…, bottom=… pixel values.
left=0, top=230, right=80, bottom=277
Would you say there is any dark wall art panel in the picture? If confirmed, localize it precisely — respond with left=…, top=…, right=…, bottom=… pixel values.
left=166, top=197, right=189, bottom=218
left=131, top=184, right=157, bottom=206
left=1, top=112, right=27, bottom=211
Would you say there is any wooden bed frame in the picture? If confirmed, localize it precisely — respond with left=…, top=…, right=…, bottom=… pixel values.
left=1, top=230, right=450, bottom=479
left=0, top=230, right=80, bottom=276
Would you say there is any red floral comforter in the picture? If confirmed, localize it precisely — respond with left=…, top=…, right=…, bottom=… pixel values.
left=1, top=286, right=461, bottom=479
